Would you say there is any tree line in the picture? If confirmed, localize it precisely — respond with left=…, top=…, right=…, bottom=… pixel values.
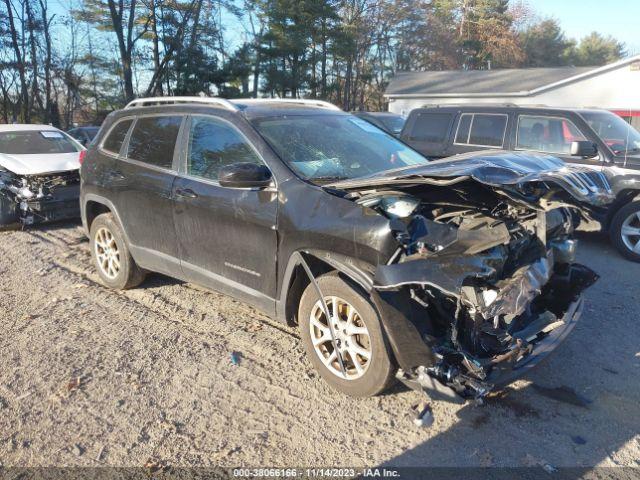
left=0, top=0, right=627, bottom=127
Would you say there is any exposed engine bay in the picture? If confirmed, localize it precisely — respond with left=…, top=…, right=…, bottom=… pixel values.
left=0, top=168, right=80, bottom=226
left=329, top=156, right=612, bottom=401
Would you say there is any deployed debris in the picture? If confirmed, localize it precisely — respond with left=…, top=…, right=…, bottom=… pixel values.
left=230, top=352, right=241, bottom=366
left=412, top=402, right=434, bottom=428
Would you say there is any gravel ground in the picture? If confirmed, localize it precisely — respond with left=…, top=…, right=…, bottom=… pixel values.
left=0, top=222, right=639, bottom=469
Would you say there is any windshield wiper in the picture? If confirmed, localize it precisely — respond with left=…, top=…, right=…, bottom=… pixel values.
left=309, top=175, right=349, bottom=183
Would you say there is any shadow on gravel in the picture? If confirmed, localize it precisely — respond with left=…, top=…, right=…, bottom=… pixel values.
left=376, top=235, right=640, bottom=474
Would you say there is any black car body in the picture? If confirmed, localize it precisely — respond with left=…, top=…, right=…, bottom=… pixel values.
left=352, top=112, right=406, bottom=137
left=400, top=105, right=640, bottom=261
left=80, top=97, right=611, bottom=402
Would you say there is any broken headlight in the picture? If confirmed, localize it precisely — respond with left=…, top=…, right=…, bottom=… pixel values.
left=379, top=196, right=420, bottom=219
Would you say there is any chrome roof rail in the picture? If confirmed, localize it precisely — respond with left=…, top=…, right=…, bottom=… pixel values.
left=234, top=98, right=342, bottom=111
left=125, top=96, right=239, bottom=111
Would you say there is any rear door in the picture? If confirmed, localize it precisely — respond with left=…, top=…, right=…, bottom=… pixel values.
left=172, top=114, right=278, bottom=311
left=107, top=114, right=185, bottom=273
left=448, top=112, right=510, bottom=156
left=513, top=113, right=602, bottom=169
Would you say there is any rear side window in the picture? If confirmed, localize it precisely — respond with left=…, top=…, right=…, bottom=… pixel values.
left=187, top=116, right=264, bottom=181
left=127, top=116, right=182, bottom=169
left=103, top=120, right=133, bottom=154
left=516, top=115, right=586, bottom=154
left=408, top=113, right=452, bottom=142
left=454, top=113, right=508, bottom=147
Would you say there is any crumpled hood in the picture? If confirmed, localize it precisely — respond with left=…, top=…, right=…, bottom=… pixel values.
left=0, top=152, right=80, bottom=175
left=328, top=151, right=614, bottom=207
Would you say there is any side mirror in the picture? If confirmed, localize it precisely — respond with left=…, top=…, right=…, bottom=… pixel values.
left=571, top=141, right=598, bottom=158
left=218, top=162, right=273, bottom=189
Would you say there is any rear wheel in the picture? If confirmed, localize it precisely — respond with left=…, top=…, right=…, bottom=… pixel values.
left=298, top=273, right=395, bottom=397
left=90, top=213, right=145, bottom=289
left=610, top=201, right=640, bottom=262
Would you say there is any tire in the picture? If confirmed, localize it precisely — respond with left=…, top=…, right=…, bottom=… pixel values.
left=89, top=213, right=146, bottom=289
left=610, top=201, right=640, bottom=262
left=298, top=273, right=396, bottom=397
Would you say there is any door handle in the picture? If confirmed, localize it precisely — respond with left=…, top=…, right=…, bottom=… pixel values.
left=106, top=171, right=126, bottom=181
left=175, top=188, right=198, bottom=199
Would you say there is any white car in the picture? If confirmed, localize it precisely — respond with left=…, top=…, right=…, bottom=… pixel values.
left=0, top=124, right=85, bottom=227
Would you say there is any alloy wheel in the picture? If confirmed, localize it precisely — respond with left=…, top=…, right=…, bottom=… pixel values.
left=620, top=210, right=640, bottom=255
left=94, top=227, right=121, bottom=279
left=309, top=296, right=372, bottom=380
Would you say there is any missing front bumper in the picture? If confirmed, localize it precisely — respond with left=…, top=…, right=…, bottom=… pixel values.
left=382, top=263, right=597, bottom=402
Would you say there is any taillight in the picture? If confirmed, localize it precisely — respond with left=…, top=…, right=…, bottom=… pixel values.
left=79, top=150, right=87, bottom=165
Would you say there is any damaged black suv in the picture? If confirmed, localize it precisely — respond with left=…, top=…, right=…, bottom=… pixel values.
left=81, top=97, right=612, bottom=401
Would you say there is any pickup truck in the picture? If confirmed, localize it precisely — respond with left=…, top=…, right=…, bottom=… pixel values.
left=400, top=105, right=640, bottom=262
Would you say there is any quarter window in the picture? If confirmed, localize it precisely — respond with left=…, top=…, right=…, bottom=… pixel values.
left=103, top=120, right=133, bottom=155
left=454, top=113, right=508, bottom=147
left=187, top=116, right=264, bottom=181
left=127, top=116, right=182, bottom=169
left=408, top=113, right=452, bottom=143
left=516, top=115, right=586, bottom=154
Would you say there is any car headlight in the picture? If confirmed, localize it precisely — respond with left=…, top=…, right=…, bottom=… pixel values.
left=380, top=196, right=420, bottom=219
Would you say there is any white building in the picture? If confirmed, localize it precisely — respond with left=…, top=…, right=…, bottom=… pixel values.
left=385, top=55, right=640, bottom=129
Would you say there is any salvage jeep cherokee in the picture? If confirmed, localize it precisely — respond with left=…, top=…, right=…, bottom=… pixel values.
left=80, top=97, right=612, bottom=401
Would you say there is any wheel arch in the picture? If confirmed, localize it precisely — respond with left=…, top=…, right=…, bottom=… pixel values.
left=82, top=194, right=132, bottom=246
left=603, top=188, right=640, bottom=230
left=277, top=250, right=376, bottom=327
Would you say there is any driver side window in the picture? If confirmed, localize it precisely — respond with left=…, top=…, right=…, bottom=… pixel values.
left=188, top=116, right=264, bottom=181
left=516, top=115, right=586, bottom=155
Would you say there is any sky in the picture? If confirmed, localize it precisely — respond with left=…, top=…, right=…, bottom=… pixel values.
left=531, top=0, right=640, bottom=55
left=46, top=0, right=640, bottom=60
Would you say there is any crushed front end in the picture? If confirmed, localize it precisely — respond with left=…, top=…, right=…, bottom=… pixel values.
left=333, top=156, right=611, bottom=402
left=0, top=169, right=80, bottom=226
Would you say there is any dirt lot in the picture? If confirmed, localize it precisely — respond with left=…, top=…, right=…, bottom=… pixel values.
left=0, top=222, right=639, bottom=469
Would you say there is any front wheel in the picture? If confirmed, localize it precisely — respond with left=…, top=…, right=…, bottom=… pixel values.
left=298, top=273, right=396, bottom=397
left=610, top=201, right=640, bottom=262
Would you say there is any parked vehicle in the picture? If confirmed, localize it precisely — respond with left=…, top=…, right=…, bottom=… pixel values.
left=68, top=126, right=100, bottom=147
left=352, top=111, right=405, bottom=137
left=0, top=124, right=84, bottom=227
left=81, top=97, right=610, bottom=401
left=400, top=105, right=640, bottom=261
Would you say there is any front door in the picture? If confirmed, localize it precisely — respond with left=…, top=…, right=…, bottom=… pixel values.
left=514, top=114, right=603, bottom=170
left=172, top=114, right=278, bottom=312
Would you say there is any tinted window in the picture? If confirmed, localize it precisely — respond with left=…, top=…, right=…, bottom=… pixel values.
left=83, top=127, right=100, bottom=141
left=455, top=114, right=472, bottom=144
left=103, top=120, right=133, bottom=154
left=379, top=116, right=406, bottom=135
left=127, top=116, right=182, bottom=168
left=188, top=116, right=264, bottom=181
left=581, top=111, right=640, bottom=155
left=455, top=114, right=507, bottom=147
left=517, top=115, right=586, bottom=155
left=0, top=130, right=79, bottom=154
left=408, top=113, right=452, bottom=142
